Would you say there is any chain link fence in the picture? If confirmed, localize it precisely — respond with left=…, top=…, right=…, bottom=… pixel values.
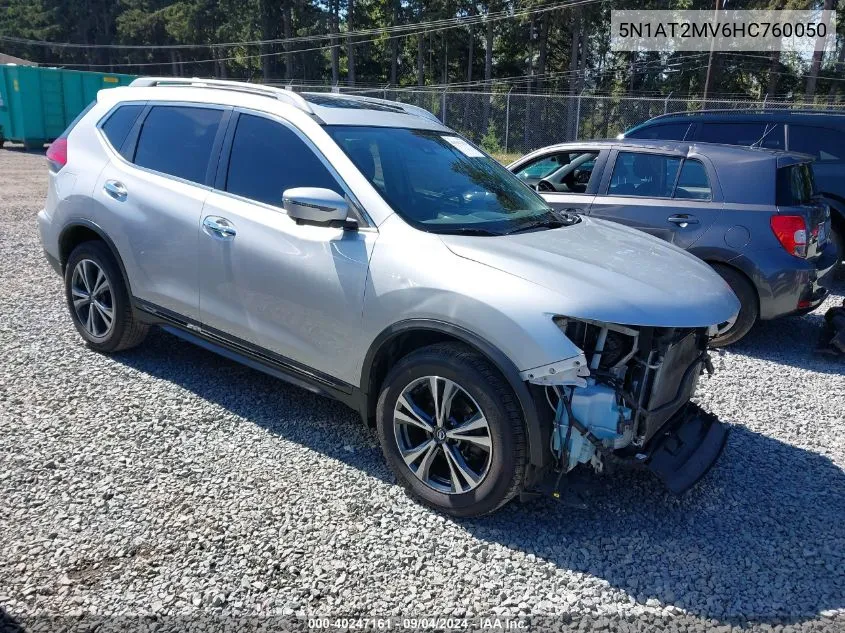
left=280, top=84, right=845, bottom=157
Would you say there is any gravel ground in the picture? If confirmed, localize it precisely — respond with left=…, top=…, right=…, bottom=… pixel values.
left=1, top=145, right=844, bottom=633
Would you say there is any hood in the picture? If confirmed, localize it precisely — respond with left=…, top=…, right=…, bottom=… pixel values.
left=439, top=217, right=740, bottom=328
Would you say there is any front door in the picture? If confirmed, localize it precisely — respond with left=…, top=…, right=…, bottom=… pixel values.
left=198, top=111, right=376, bottom=386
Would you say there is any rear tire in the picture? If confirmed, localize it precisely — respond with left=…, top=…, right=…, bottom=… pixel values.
left=375, top=342, right=527, bottom=517
left=709, top=263, right=758, bottom=347
left=64, top=241, right=148, bottom=353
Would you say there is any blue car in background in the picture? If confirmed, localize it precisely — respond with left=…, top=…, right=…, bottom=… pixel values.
left=621, top=109, right=845, bottom=264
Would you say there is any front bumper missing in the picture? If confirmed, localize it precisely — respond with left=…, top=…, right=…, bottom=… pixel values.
left=646, top=403, right=728, bottom=494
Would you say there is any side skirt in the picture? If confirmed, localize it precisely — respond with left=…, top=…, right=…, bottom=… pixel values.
left=133, top=299, right=367, bottom=416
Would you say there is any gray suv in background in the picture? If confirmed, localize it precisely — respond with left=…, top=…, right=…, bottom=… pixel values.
left=38, top=78, right=739, bottom=516
left=509, top=140, right=838, bottom=346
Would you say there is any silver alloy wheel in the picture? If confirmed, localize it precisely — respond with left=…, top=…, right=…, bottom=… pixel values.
left=394, top=376, right=493, bottom=495
left=70, top=259, right=114, bottom=339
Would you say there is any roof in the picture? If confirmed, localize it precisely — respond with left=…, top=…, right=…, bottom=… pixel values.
left=119, top=78, right=448, bottom=131
left=636, top=108, right=845, bottom=126
left=0, top=53, right=37, bottom=66
left=513, top=138, right=814, bottom=205
left=521, top=138, right=810, bottom=165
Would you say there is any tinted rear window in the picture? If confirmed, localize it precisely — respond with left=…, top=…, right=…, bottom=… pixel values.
left=101, top=105, right=144, bottom=153
left=776, top=163, right=816, bottom=206
left=626, top=122, right=691, bottom=140
left=789, top=125, right=845, bottom=162
left=225, top=113, right=341, bottom=207
left=699, top=122, right=784, bottom=149
left=134, top=106, right=223, bottom=184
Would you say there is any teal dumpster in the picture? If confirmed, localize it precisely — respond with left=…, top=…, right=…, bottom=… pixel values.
left=0, top=66, right=136, bottom=149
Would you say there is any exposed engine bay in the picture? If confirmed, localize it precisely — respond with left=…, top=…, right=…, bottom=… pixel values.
left=529, top=318, right=728, bottom=494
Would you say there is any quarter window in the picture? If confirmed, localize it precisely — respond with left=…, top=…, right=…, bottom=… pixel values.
left=101, top=104, right=144, bottom=155
left=225, top=113, right=341, bottom=207
left=608, top=152, right=681, bottom=198
left=133, top=105, right=223, bottom=184
left=788, top=125, right=845, bottom=162
left=674, top=160, right=711, bottom=200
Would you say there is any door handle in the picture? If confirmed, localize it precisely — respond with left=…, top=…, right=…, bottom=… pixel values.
left=667, top=215, right=699, bottom=227
left=203, top=216, right=237, bottom=239
left=103, top=180, right=127, bottom=201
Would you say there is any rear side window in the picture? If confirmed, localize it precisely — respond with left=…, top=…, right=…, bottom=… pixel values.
left=674, top=160, right=711, bottom=200
left=789, top=125, right=845, bottom=162
left=699, top=122, right=784, bottom=149
left=776, top=163, right=816, bottom=206
left=100, top=105, right=143, bottom=154
left=134, top=106, right=223, bottom=184
left=626, top=122, right=691, bottom=140
left=225, top=113, right=341, bottom=207
left=608, top=152, right=681, bottom=198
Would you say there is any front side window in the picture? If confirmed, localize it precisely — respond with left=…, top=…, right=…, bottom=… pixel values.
left=515, top=151, right=598, bottom=193
left=134, top=105, right=223, bottom=184
left=326, top=126, right=560, bottom=235
left=789, top=125, right=845, bottom=162
left=674, top=160, right=711, bottom=200
left=608, top=152, right=681, bottom=198
left=225, top=113, right=341, bottom=207
left=699, top=122, right=784, bottom=149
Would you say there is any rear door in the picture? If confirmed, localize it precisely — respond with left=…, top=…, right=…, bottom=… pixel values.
left=588, top=149, right=722, bottom=249
left=510, top=148, right=605, bottom=212
left=93, top=102, right=230, bottom=321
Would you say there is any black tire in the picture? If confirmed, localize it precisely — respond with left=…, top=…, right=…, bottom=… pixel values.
left=709, top=263, right=759, bottom=347
left=64, top=241, right=148, bottom=353
left=375, top=342, right=527, bottom=517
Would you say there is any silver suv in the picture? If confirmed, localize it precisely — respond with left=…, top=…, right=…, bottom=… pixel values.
left=38, top=78, right=740, bottom=516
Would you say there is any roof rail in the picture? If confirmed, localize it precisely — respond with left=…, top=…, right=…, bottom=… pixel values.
left=128, top=77, right=315, bottom=115
left=306, top=91, right=443, bottom=124
left=648, top=107, right=845, bottom=121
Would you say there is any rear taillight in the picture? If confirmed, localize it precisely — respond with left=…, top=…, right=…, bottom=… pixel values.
left=770, top=215, right=808, bottom=258
left=46, top=138, right=68, bottom=173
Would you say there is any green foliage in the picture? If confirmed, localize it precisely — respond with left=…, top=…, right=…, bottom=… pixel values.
left=480, top=120, right=502, bottom=155
left=0, top=0, right=840, bottom=103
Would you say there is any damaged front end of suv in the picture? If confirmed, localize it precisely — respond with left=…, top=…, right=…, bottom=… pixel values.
left=525, top=317, right=730, bottom=496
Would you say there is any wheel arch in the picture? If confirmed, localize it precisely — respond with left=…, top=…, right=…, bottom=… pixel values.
left=58, top=220, right=132, bottom=295
left=360, top=319, right=549, bottom=470
left=706, top=259, right=760, bottom=314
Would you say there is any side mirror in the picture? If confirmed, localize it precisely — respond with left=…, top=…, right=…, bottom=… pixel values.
left=282, top=187, right=349, bottom=226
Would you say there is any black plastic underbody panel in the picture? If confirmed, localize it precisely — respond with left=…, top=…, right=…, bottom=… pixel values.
left=647, top=403, right=729, bottom=494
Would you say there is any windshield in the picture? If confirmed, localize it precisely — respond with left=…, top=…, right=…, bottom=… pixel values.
left=326, top=126, right=570, bottom=235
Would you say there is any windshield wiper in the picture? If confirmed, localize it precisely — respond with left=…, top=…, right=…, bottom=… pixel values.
left=505, top=210, right=581, bottom=235
left=431, top=227, right=504, bottom=236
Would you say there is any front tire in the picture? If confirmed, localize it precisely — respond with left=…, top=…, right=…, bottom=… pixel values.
left=709, top=263, right=759, bottom=347
left=64, top=241, right=148, bottom=353
left=376, top=342, right=527, bottom=517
